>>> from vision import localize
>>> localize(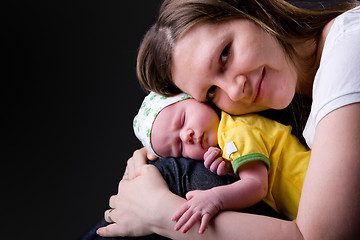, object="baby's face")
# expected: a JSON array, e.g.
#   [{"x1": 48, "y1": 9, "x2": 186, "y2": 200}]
[{"x1": 151, "y1": 99, "x2": 219, "y2": 160}]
